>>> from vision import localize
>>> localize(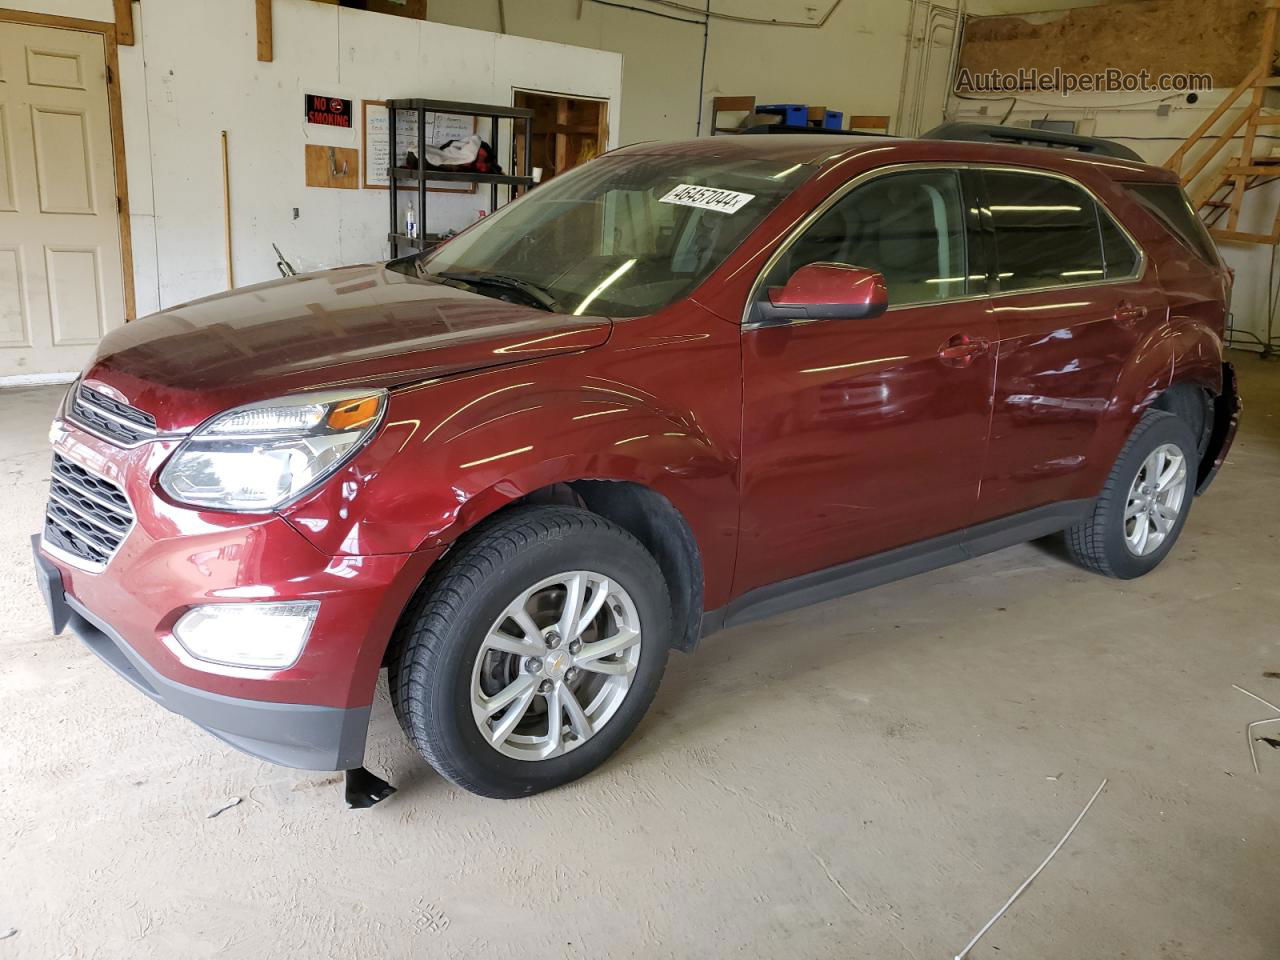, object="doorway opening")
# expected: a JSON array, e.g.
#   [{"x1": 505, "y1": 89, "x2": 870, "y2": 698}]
[{"x1": 512, "y1": 90, "x2": 609, "y2": 184}]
